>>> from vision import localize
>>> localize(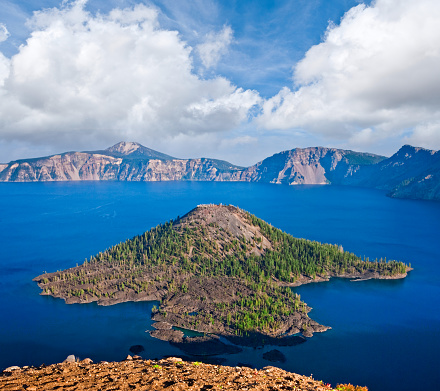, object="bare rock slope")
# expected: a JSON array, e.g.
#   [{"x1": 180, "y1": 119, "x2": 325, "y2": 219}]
[
  {"x1": 0, "y1": 142, "x2": 383, "y2": 184},
  {"x1": 0, "y1": 142, "x2": 243, "y2": 182},
  {"x1": 1, "y1": 141, "x2": 438, "y2": 200},
  {"x1": 1, "y1": 357, "x2": 366, "y2": 391}
]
